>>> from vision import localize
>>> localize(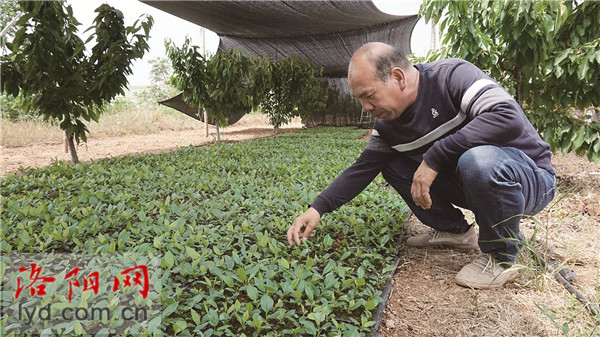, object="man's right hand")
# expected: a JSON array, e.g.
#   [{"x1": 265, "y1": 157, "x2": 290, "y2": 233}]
[{"x1": 287, "y1": 207, "x2": 321, "y2": 247}]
